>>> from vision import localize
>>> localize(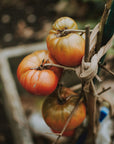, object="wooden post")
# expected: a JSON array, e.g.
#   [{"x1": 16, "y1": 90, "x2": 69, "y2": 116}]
[
  {"x1": 82, "y1": 26, "x2": 96, "y2": 144},
  {"x1": 0, "y1": 57, "x2": 33, "y2": 144}
]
